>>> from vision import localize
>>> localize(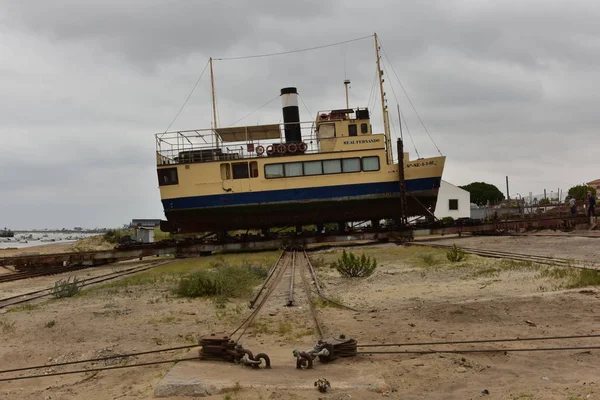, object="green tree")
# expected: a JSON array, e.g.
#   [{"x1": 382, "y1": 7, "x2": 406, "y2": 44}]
[
  {"x1": 539, "y1": 198, "x2": 551, "y2": 205},
  {"x1": 568, "y1": 185, "x2": 597, "y2": 201},
  {"x1": 459, "y1": 182, "x2": 505, "y2": 206}
]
